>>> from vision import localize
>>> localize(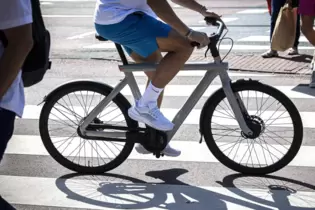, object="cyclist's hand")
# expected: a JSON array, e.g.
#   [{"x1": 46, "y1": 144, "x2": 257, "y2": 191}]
[
  {"x1": 187, "y1": 30, "x2": 209, "y2": 49},
  {"x1": 200, "y1": 9, "x2": 221, "y2": 20},
  {"x1": 200, "y1": 9, "x2": 226, "y2": 29}
]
